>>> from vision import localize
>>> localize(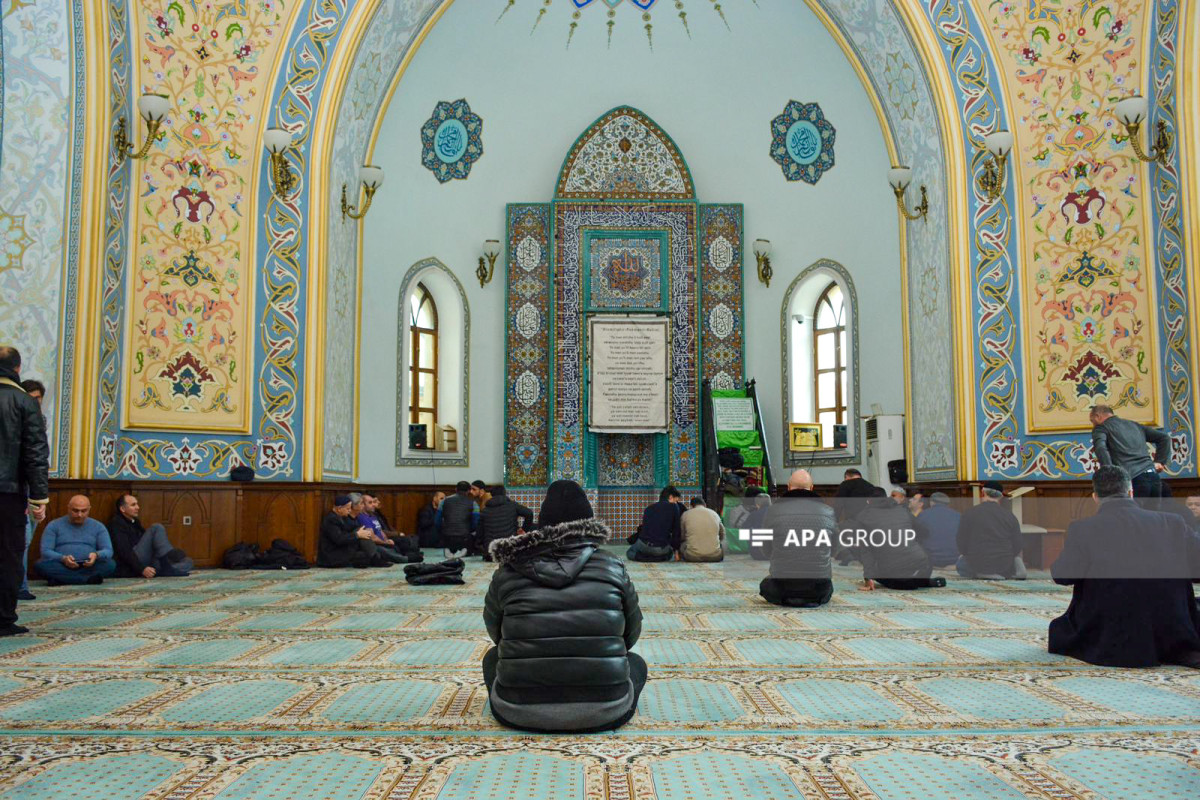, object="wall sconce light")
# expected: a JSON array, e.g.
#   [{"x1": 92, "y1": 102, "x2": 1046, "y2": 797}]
[
  {"x1": 477, "y1": 240, "x2": 501, "y2": 287},
  {"x1": 263, "y1": 127, "x2": 296, "y2": 199},
  {"x1": 887, "y1": 166, "x2": 929, "y2": 222},
  {"x1": 1112, "y1": 94, "x2": 1171, "y2": 166},
  {"x1": 114, "y1": 93, "x2": 170, "y2": 161},
  {"x1": 978, "y1": 130, "x2": 1013, "y2": 202},
  {"x1": 752, "y1": 239, "x2": 773, "y2": 287},
  {"x1": 341, "y1": 165, "x2": 385, "y2": 221}
]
